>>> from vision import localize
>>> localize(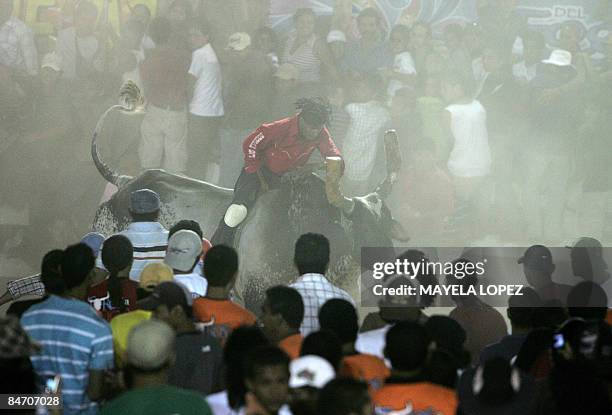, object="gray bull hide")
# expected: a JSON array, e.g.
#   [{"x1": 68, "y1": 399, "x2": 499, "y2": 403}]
[{"x1": 91, "y1": 83, "x2": 397, "y2": 312}]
